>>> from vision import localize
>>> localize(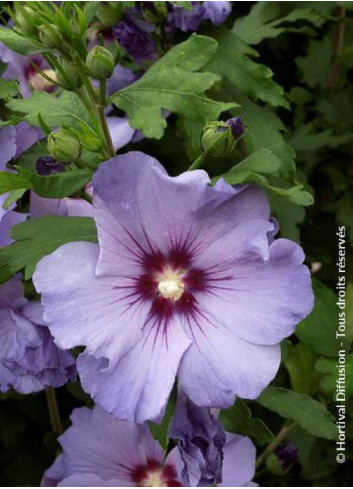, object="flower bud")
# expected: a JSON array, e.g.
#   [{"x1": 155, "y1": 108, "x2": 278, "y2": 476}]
[
  {"x1": 82, "y1": 135, "x2": 104, "y2": 153},
  {"x1": 15, "y1": 6, "x2": 37, "y2": 36},
  {"x1": 96, "y1": 5, "x2": 123, "y2": 26},
  {"x1": 38, "y1": 24, "x2": 64, "y2": 48},
  {"x1": 36, "y1": 156, "x2": 66, "y2": 175},
  {"x1": 47, "y1": 130, "x2": 81, "y2": 164},
  {"x1": 266, "y1": 442, "x2": 298, "y2": 476},
  {"x1": 86, "y1": 46, "x2": 115, "y2": 79},
  {"x1": 201, "y1": 117, "x2": 245, "y2": 158},
  {"x1": 56, "y1": 59, "x2": 82, "y2": 91}
]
